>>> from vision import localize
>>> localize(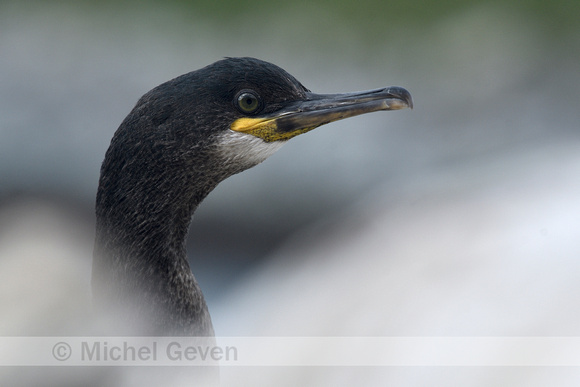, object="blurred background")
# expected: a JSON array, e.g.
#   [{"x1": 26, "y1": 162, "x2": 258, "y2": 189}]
[{"x1": 1, "y1": 0, "x2": 580, "y2": 385}]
